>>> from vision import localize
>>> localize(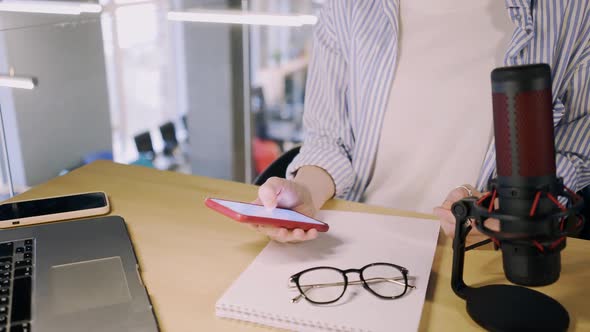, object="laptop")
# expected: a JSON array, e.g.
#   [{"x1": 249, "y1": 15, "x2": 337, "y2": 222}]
[{"x1": 0, "y1": 216, "x2": 159, "y2": 332}]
